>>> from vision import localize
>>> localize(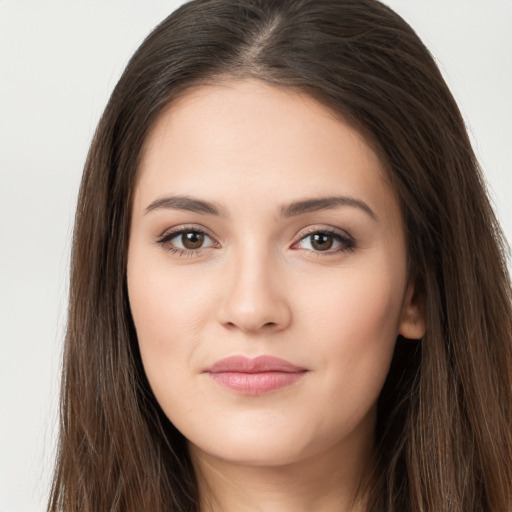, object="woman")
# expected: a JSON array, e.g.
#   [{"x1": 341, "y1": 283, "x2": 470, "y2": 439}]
[{"x1": 48, "y1": 0, "x2": 512, "y2": 510}]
